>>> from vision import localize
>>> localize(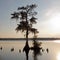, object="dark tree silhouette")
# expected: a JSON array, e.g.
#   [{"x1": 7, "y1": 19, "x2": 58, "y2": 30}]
[
  {"x1": 11, "y1": 4, "x2": 49, "y2": 60},
  {"x1": 11, "y1": 4, "x2": 38, "y2": 52},
  {"x1": 31, "y1": 35, "x2": 42, "y2": 60},
  {"x1": 30, "y1": 30, "x2": 45, "y2": 60}
]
